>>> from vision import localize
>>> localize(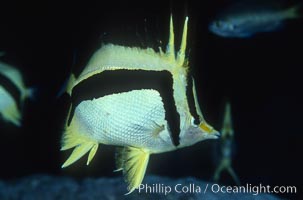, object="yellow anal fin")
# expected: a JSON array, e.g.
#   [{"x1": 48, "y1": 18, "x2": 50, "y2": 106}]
[
  {"x1": 115, "y1": 147, "x2": 150, "y2": 195},
  {"x1": 61, "y1": 114, "x2": 98, "y2": 168}
]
